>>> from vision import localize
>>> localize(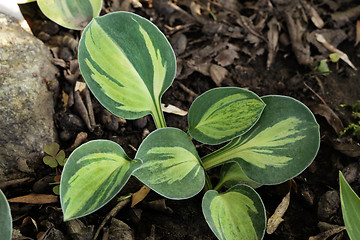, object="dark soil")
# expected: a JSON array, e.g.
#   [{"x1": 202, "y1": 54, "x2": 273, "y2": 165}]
[{"x1": 7, "y1": 0, "x2": 360, "y2": 239}]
